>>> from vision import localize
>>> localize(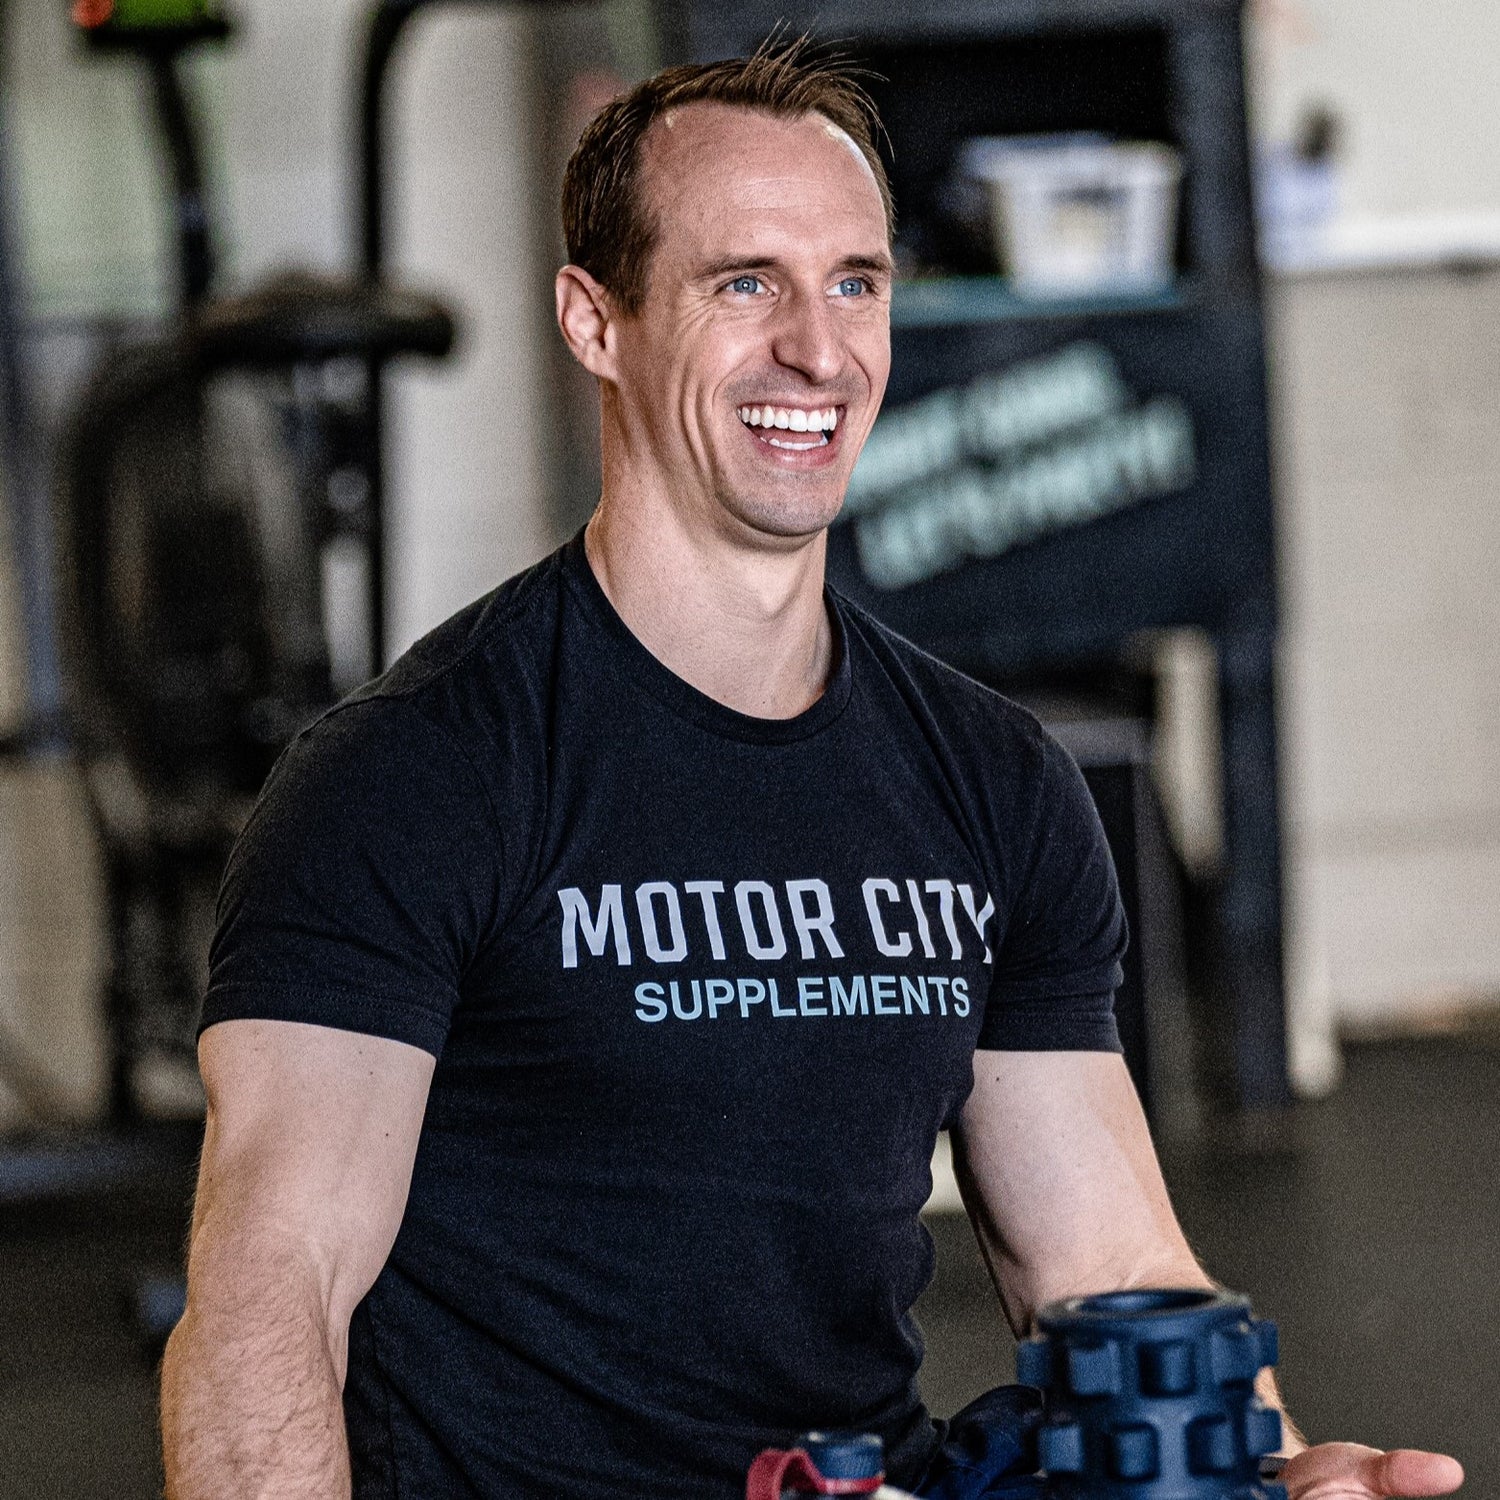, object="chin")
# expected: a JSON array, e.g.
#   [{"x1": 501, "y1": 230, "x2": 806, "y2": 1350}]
[
  {"x1": 719, "y1": 488, "x2": 846, "y2": 544},
  {"x1": 713, "y1": 463, "x2": 850, "y2": 542}
]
